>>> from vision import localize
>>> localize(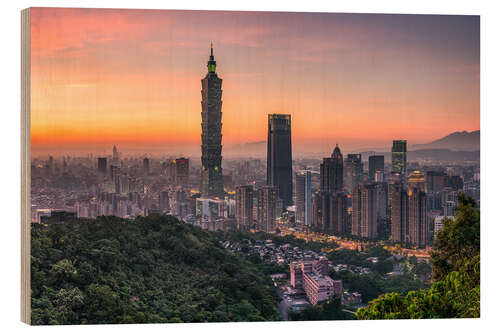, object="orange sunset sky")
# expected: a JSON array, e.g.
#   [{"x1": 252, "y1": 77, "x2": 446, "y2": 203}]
[{"x1": 30, "y1": 8, "x2": 480, "y2": 157}]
